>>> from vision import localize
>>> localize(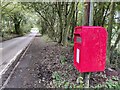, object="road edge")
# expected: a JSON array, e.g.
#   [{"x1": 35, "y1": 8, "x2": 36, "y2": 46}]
[{"x1": 0, "y1": 37, "x2": 34, "y2": 89}]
